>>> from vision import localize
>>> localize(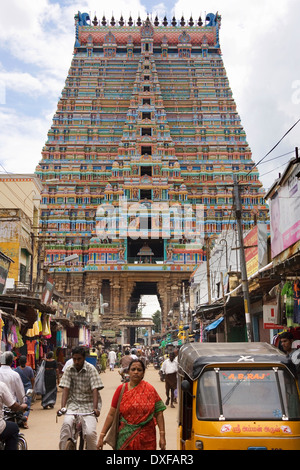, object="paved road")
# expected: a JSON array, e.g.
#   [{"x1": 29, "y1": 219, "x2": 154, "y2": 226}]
[{"x1": 24, "y1": 363, "x2": 178, "y2": 451}]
